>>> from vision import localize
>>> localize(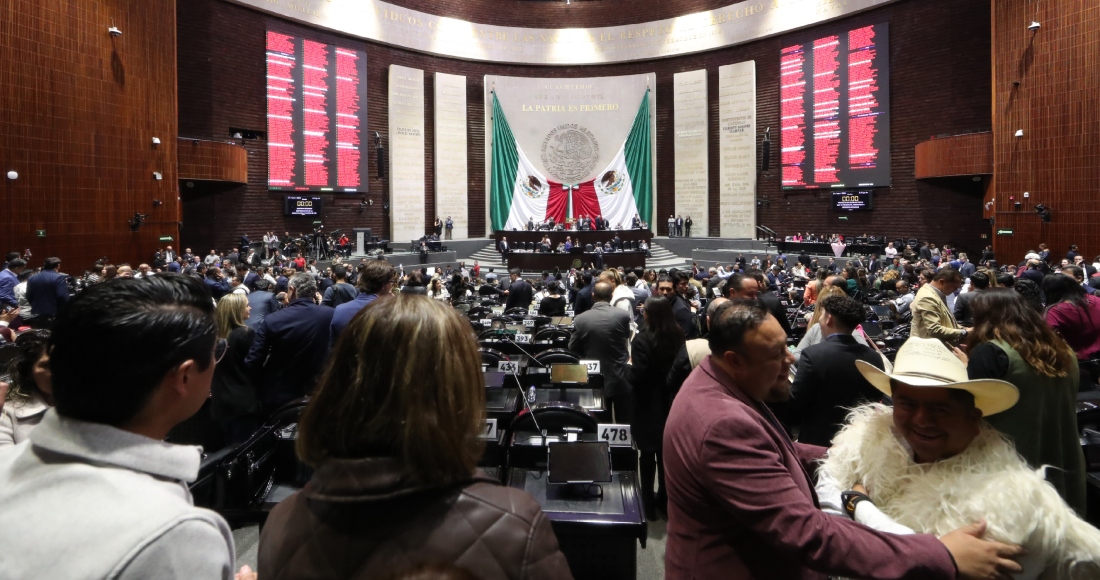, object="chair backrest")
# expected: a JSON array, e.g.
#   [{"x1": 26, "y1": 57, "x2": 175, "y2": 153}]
[
  {"x1": 479, "y1": 347, "x2": 510, "y2": 365},
  {"x1": 534, "y1": 348, "x2": 580, "y2": 365},
  {"x1": 534, "y1": 327, "x2": 572, "y2": 343},
  {"x1": 508, "y1": 401, "x2": 598, "y2": 441}
]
